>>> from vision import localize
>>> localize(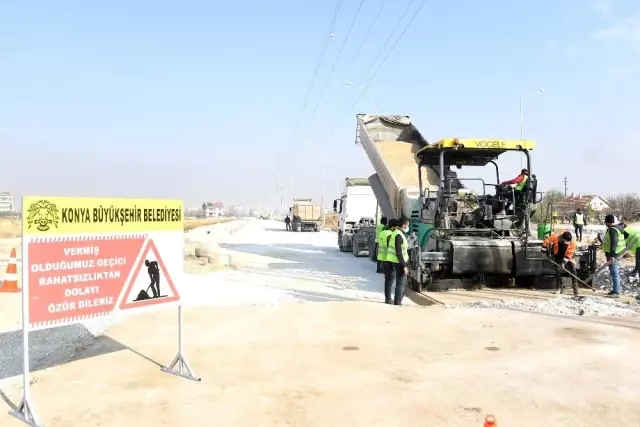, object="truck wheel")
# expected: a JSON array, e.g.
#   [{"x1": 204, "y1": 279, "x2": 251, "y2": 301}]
[
  {"x1": 338, "y1": 232, "x2": 348, "y2": 252},
  {"x1": 314, "y1": 225, "x2": 319, "y2": 232},
  {"x1": 369, "y1": 243, "x2": 378, "y2": 262}
]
